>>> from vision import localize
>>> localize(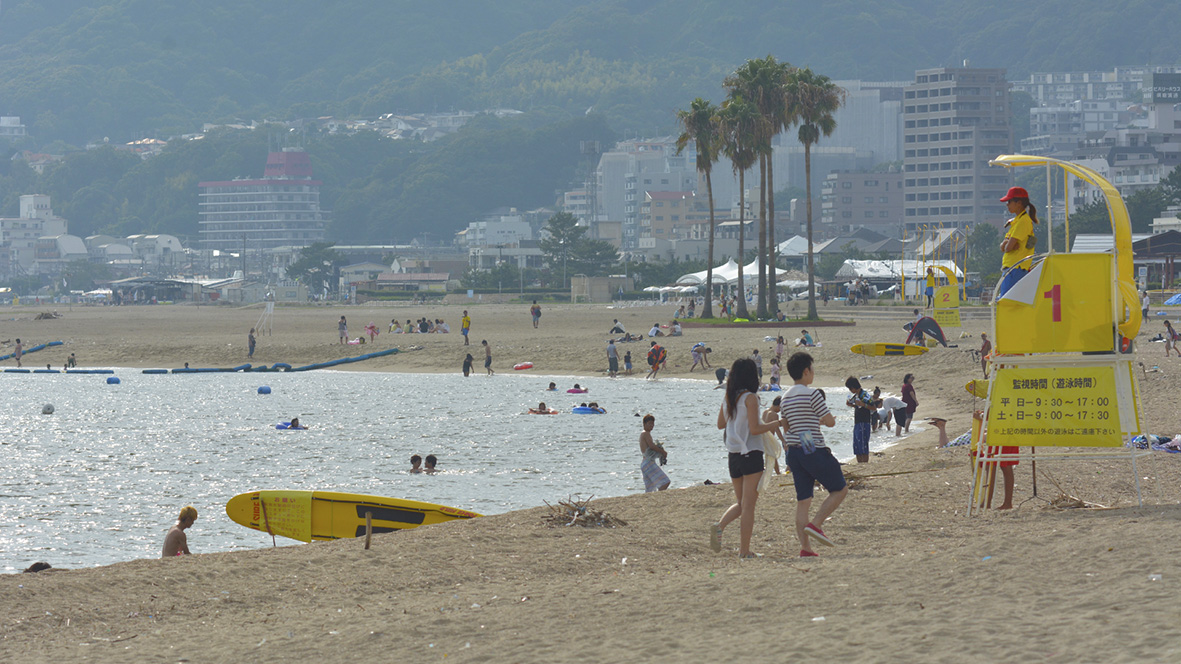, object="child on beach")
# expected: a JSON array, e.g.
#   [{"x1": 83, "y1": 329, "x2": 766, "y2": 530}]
[
  {"x1": 624, "y1": 351, "x2": 633, "y2": 375},
  {"x1": 900, "y1": 373, "x2": 918, "y2": 433},
  {"x1": 639, "y1": 414, "x2": 670, "y2": 492},
  {"x1": 780, "y1": 352, "x2": 847, "y2": 557},
  {"x1": 248, "y1": 328, "x2": 256, "y2": 359},
  {"x1": 710, "y1": 358, "x2": 783, "y2": 559},
  {"x1": 762, "y1": 397, "x2": 784, "y2": 478},
  {"x1": 1166, "y1": 321, "x2": 1178, "y2": 358},
  {"x1": 338, "y1": 316, "x2": 347, "y2": 345},
  {"x1": 845, "y1": 376, "x2": 874, "y2": 463},
  {"x1": 776, "y1": 335, "x2": 785, "y2": 359},
  {"x1": 769, "y1": 357, "x2": 781, "y2": 386},
  {"x1": 482, "y1": 340, "x2": 494, "y2": 375},
  {"x1": 462, "y1": 311, "x2": 471, "y2": 346},
  {"x1": 462, "y1": 353, "x2": 473, "y2": 377},
  {"x1": 161, "y1": 506, "x2": 197, "y2": 558}
]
